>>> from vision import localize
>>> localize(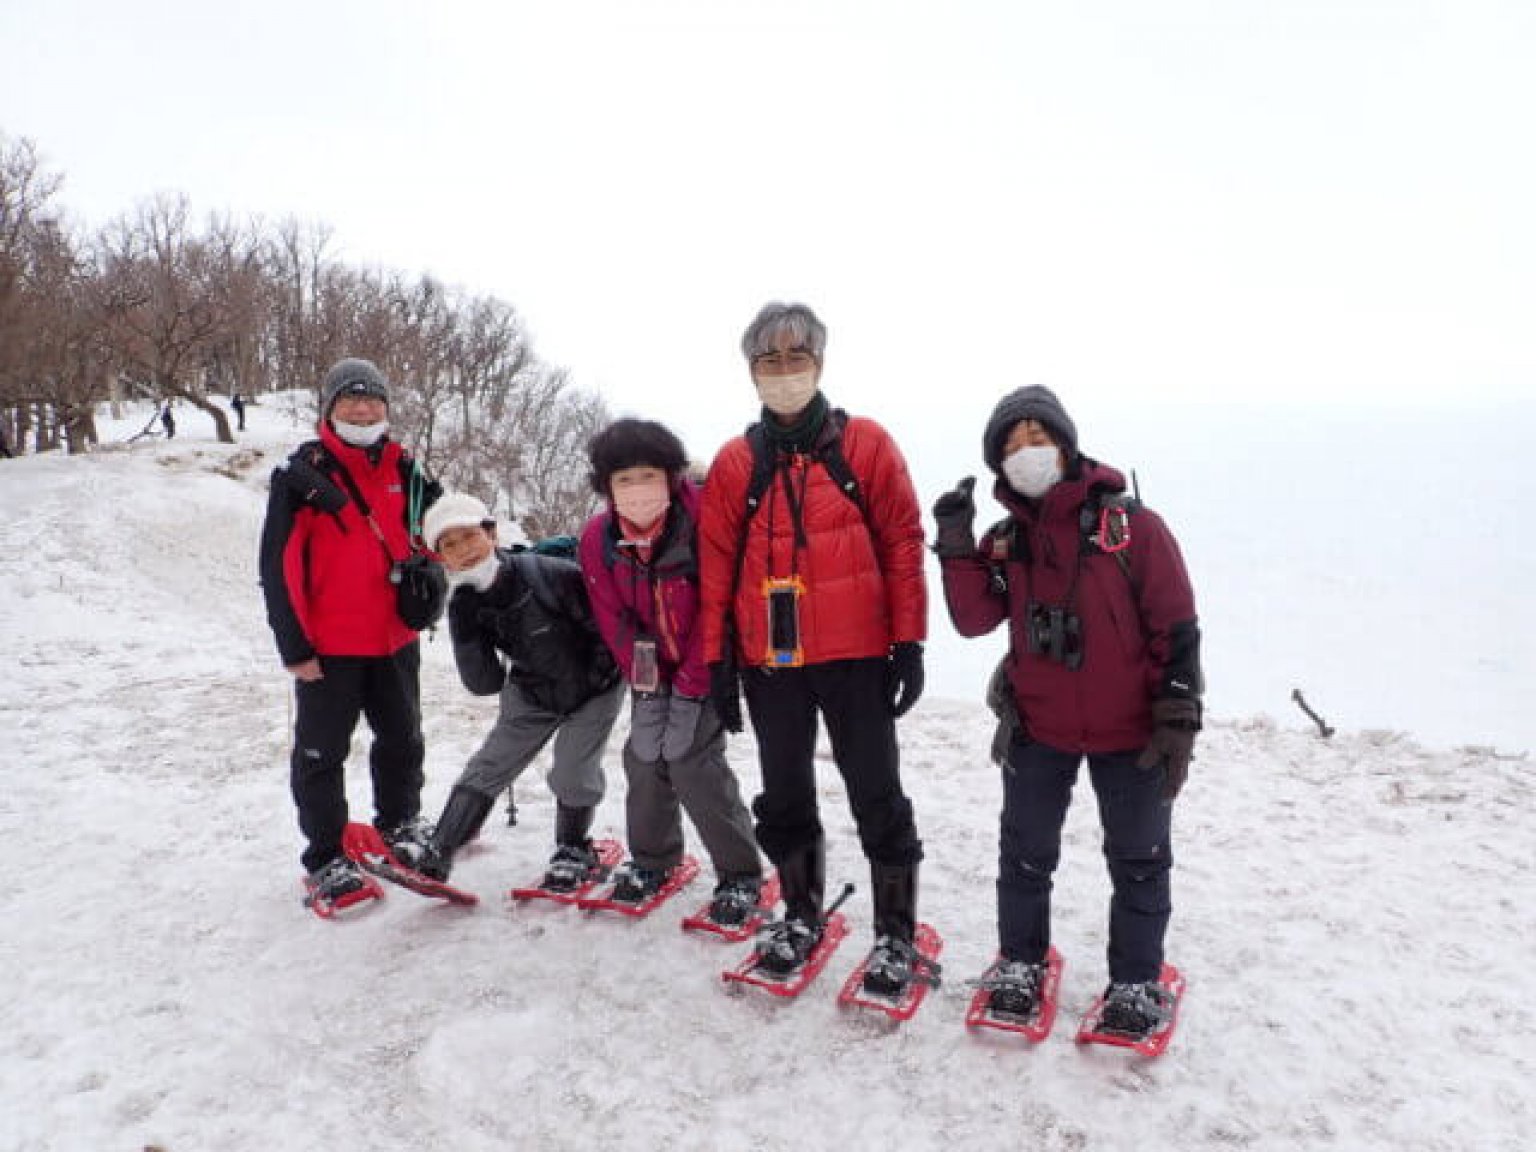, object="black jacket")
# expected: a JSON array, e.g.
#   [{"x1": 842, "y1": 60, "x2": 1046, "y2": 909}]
[{"x1": 450, "y1": 549, "x2": 620, "y2": 715}]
